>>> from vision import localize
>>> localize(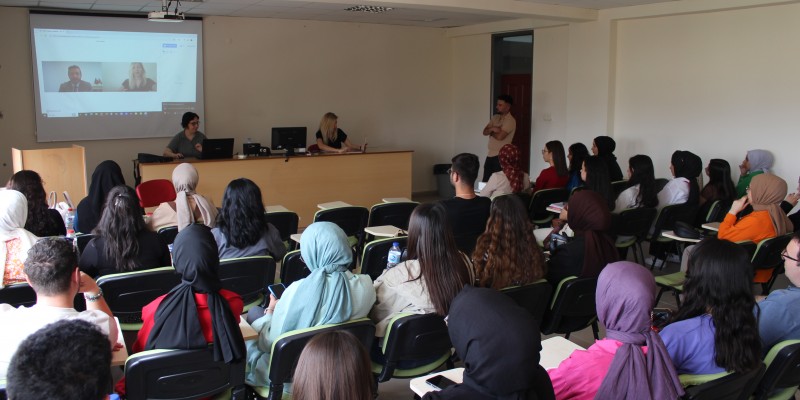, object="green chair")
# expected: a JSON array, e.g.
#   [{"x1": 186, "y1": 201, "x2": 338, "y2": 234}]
[
  {"x1": 527, "y1": 188, "x2": 569, "y2": 227},
  {"x1": 679, "y1": 364, "x2": 764, "y2": 400},
  {"x1": 611, "y1": 207, "x2": 657, "y2": 263},
  {"x1": 248, "y1": 318, "x2": 376, "y2": 400},
  {"x1": 646, "y1": 203, "x2": 699, "y2": 269},
  {"x1": 156, "y1": 225, "x2": 180, "y2": 245},
  {"x1": 124, "y1": 346, "x2": 246, "y2": 400},
  {"x1": 372, "y1": 313, "x2": 453, "y2": 383},
  {"x1": 280, "y1": 250, "x2": 309, "y2": 287},
  {"x1": 96, "y1": 266, "x2": 180, "y2": 331},
  {"x1": 219, "y1": 256, "x2": 276, "y2": 312},
  {"x1": 654, "y1": 271, "x2": 686, "y2": 306},
  {"x1": 752, "y1": 340, "x2": 800, "y2": 400},
  {"x1": 265, "y1": 211, "x2": 299, "y2": 251},
  {"x1": 313, "y1": 206, "x2": 369, "y2": 255},
  {"x1": 541, "y1": 276, "x2": 599, "y2": 340},
  {"x1": 360, "y1": 236, "x2": 408, "y2": 280},
  {"x1": 0, "y1": 282, "x2": 37, "y2": 308},
  {"x1": 501, "y1": 279, "x2": 553, "y2": 323},
  {"x1": 751, "y1": 234, "x2": 794, "y2": 295}
]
